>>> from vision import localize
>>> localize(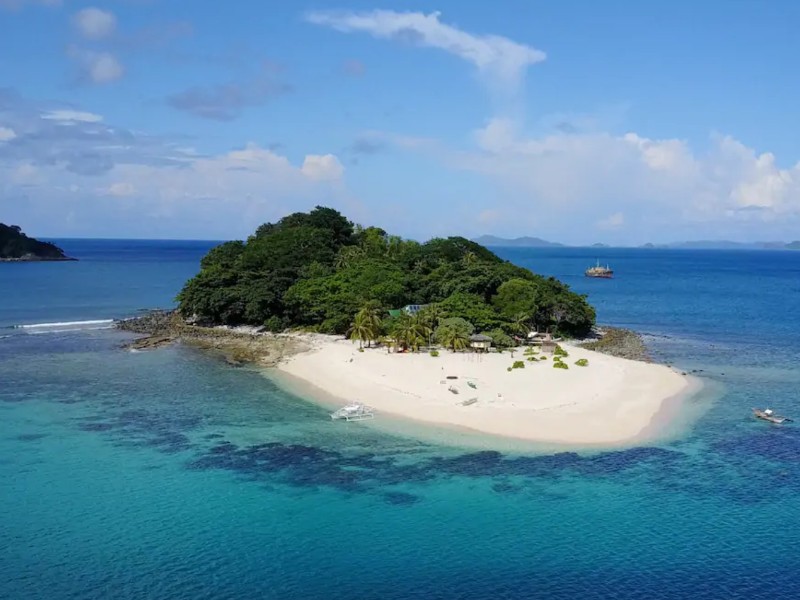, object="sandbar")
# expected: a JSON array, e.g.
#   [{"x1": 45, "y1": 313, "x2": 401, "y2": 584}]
[{"x1": 276, "y1": 334, "x2": 696, "y2": 447}]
